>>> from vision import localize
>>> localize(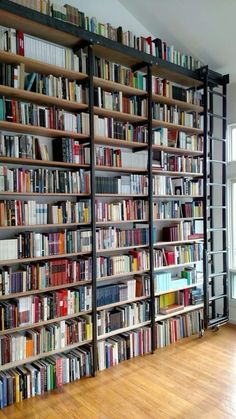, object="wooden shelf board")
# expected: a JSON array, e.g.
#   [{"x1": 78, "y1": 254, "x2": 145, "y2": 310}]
[
  {"x1": 0, "y1": 339, "x2": 92, "y2": 372},
  {"x1": 97, "y1": 320, "x2": 151, "y2": 340},
  {"x1": 94, "y1": 106, "x2": 147, "y2": 123},
  {"x1": 0, "y1": 156, "x2": 90, "y2": 169},
  {"x1": 96, "y1": 244, "x2": 149, "y2": 254},
  {"x1": 154, "y1": 261, "x2": 201, "y2": 272},
  {"x1": 94, "y1": 136, "x2": 148, "y2": 149},
  {"x1": 0, "y1": 192, "x2": 90, "y2": 197},
  {"x1": 97, "y1": 270, "x2": 149, "y2": 282},
  {"x1": 0, "y1": 280, "x2": 92, "y2": 300},
  {"x1": 154, "y1": 239, "x2": 203, "y2": 246},
  {"x1": 155, "y1": 303, "x2": 204, "y2": 321},
  {"x1": 97, "y1": 295, "x2": 150, "y2": 311},
  {"x1": 96, "y1": 194, "x2": 148, "y2": 198},
  {"x1": 0, "y1": 51, "x2": 88, "y2": 81},
  {"x1": 95, "y1": 165, "x2": 147, "y2": 174},
  {"x1": 0, "y1": 222, "x2": 90, "y2": 230},
  {"x1": 0, "y1": 309, "x2": 92, "y2": 336},
  {"x1": 154, "y1": 217, "x2": 203, "y2": 222},
  {"x1": 96, "y1": 219, "x2": 148, "y2": 226},
  {"x1": 152, "y1": 119, "x2": 203, "y2": 134},
  {"x1": 0, "y1": 251, "x2": 91, "y2": 266},
  {"x1": 152, "y1": 93, "x2": 203, "y2": 113},
  {"x1": 93, "y1": 77, "x2": 147, "y2": 97},
  {"x1": 152, "y1": 145, "x2": 203, "y2": 156},
  {"x1": 153, "y1": 195, "x2": 203, "y2": 199},
  {"x1": 0, "y1": 121, "x2": 89, "y2": 139},
  {"x1": 0, "y1": 85, "x2": 88, "y2": 112},
  {"x1": 155, "y1": 283, "x2": 202, "y2": 297},
  {"x1": 152, "y1": 170, "x2": 203, "y2": 177}
]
